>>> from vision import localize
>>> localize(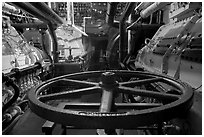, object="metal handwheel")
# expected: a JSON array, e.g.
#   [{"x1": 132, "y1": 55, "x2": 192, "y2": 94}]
[{"x1": 28, "y1": 70, "x2": 194, "y2": 129}]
